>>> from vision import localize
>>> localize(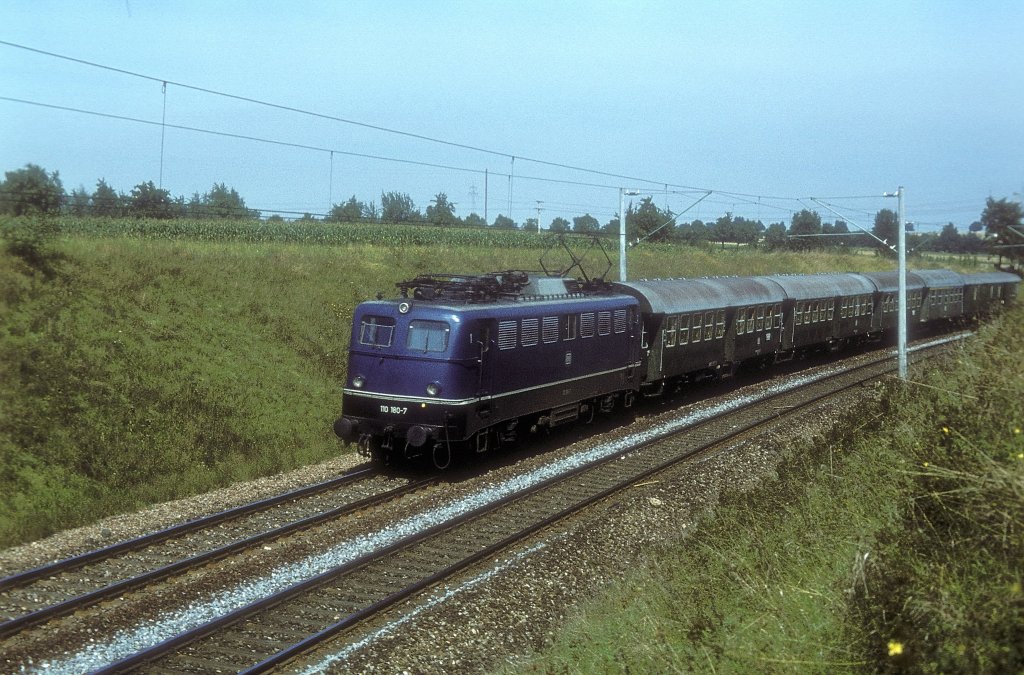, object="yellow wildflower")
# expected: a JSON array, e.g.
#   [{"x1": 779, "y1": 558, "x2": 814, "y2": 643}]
[
  {"x1": 923, "y1": 461, "x2": 929, "y2": 467},
  {"x1": 941, "y1": 427, "x2": 950, "y2": 435},
  {"x1": 888, "y1": 640, "x2": 904, "y2": 656},
  {"x1": 1015, "y1": 427, "x2": 1022, "y2": 435}
]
